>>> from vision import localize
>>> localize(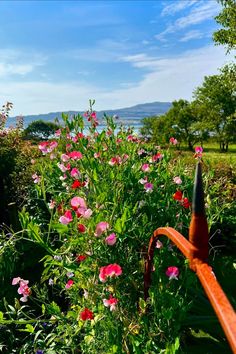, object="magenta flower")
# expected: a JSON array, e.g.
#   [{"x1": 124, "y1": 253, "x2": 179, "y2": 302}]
[
  {"x1": 103, "y1": 295, "x2": 118, "y2": 311},
  {"x1": 141, "y1": 164, "x2": 150, "y2": 172},
  {"x1": 65, "y1": 279, "x2": 74, "y2": 289},
  {"x1": 173, "y1": 176, "x2": 182, "y2": 185},
  {"x1": 68, "y1": 151, "x2": 83, "y2": 160},
  {"x1": 105, "y1": 233, "x2": 117, "y2": 246},
  {"x1": 70, "y1": 168, "x2": 80, "y2": 179},
  {"x1": 99, "y1": 263, "x2": 122, "y2": 282},
  {"x1": 95, "y1": 221, "x2": 109, "y2": 237},
  {"x1": 166, "y1": 266, "x2": 179, "y2": 280},
  {"x1": 195, "y1": 146, "x2": 203, "y2": 159},
  {"x1": 144, "y1": 182, "x2": 153, "y2": 193},
  {"x1": 59, "y1": 210, "x2": 73, "y2": 224}
]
